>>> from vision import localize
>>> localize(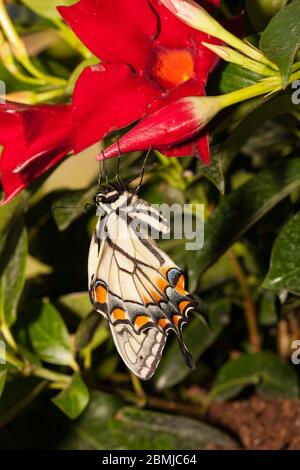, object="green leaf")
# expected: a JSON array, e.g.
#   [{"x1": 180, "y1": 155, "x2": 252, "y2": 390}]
[
  {"x1": 206, "y1": 90, "x2": 297, "y2": 195},
  {"x1": 154, "y1": 300, "x2": 231, "y2": 390},
  {"x1": 112, "y1": 407, "x2": 239, "y2": 450},
  {"x1": 187, "y1": 158, "x2": 300, "y2": 290},
  {"x1": 0, "y1": 228, "x2": 27, "y2": 327},
  {"x1": 56, "y1": 292, "x2": 93, "y2": 319},
  {"x1": 260, "y1": 0, "x2": 300, "y2": 85},
  {"x1": 52, "y1": 186, "x2": 96, "y2": 231},
  {"x1": 196, "y1": 149, "x2": 225, "y2": 193},
  {"x1": 52, "y1": 373, "x2": 90, "y2": 420},
  {"x1": 20, "y1": 0, "x2": 76, "y2": 20},
  {"x1": 61, "y1": 391, "x2": 238, "y2": 450},
  {"x1": 259, "y1": 291, "x2": 278, "y2": 326},
  {"x1": 61, "y1": 391, "x2": 124, "y2": 450},
  {"x1": 0, "y1": 193, "x2": 27, "y2": 267},
  {"x1": 215, "y1": 91, "x2": 298, "y2": 178},
  {"x1": 219, "y1": 63, "x2": 262, "y2": 94},
  {"x1": 263, "y1": 210, "x2": 300, "y2": 295},
  {"x1": 75, "y1": 311, "x2": 102, "y2": 350},
  {"x1": 27, "y1": 300, "x2": 75, "y2": 367},
  {"x1": 211, "y1": 352, "x2": 299, "y2": 401},
  {"x1": 0, "y1": 365, "x2": 7, "y2": 399},
  {"x1": 246, "y1": 0, "x2": 288, "y2": 31}
]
